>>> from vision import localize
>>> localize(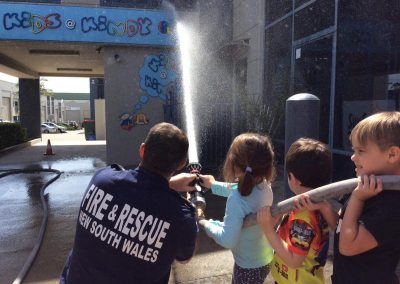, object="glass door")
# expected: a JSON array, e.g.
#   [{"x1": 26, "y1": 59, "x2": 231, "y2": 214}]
[{"x1": 293, "y1": 35, "x2": 333, "y2": 144}]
